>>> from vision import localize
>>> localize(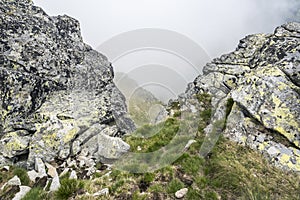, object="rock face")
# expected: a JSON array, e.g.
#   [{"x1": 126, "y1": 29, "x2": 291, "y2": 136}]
[
  {"x1": 0, "y1": 0, "x2": 299, "y2": 174},
  {"x1": 0, "y1": 0, "x2": 135, "y2": 167},
  {"x1": 177, "y1": 22, "x2": 300, "y2": 172}
]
